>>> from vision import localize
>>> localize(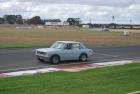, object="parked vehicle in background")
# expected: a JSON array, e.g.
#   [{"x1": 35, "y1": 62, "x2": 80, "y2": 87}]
[
  {"x1": 102, "y1": 27, "x2": 109, "y2": 31},
  {"x1": 35, "y1": 41, "x2": 93, "y2": 64}
]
